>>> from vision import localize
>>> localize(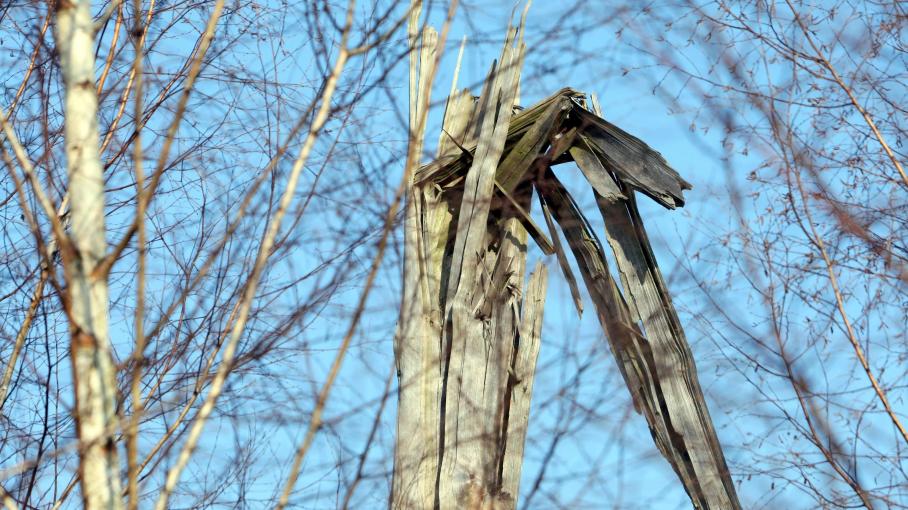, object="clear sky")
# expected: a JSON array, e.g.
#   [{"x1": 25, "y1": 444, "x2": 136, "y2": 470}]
[{"x1": 2, "y1": 1, "x2": 901, "y2": 508}]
